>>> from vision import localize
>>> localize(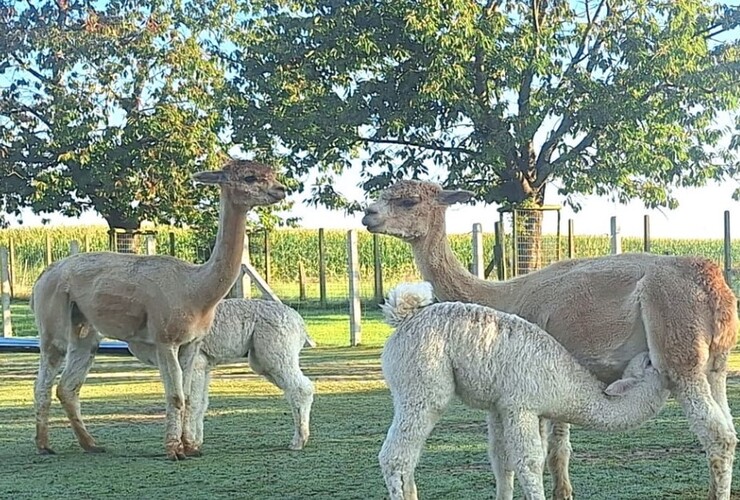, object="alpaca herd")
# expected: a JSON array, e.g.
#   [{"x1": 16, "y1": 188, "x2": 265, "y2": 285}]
[{"x1": 28, "y1": 160, "x2": 737, "y2": 499}]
